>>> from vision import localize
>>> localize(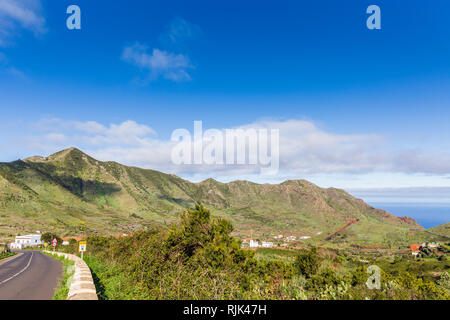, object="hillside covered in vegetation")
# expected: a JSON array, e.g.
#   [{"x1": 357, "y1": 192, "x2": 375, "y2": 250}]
[
  {"x1": 0, "y1": 148, "x2": 445, "y2": 246},
  {"x1": 429, "y1": 223, "x2": 450, "y2": 237},
  {"x1": 58, "y1": 205, "x2": 450, "y2": 300}
]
